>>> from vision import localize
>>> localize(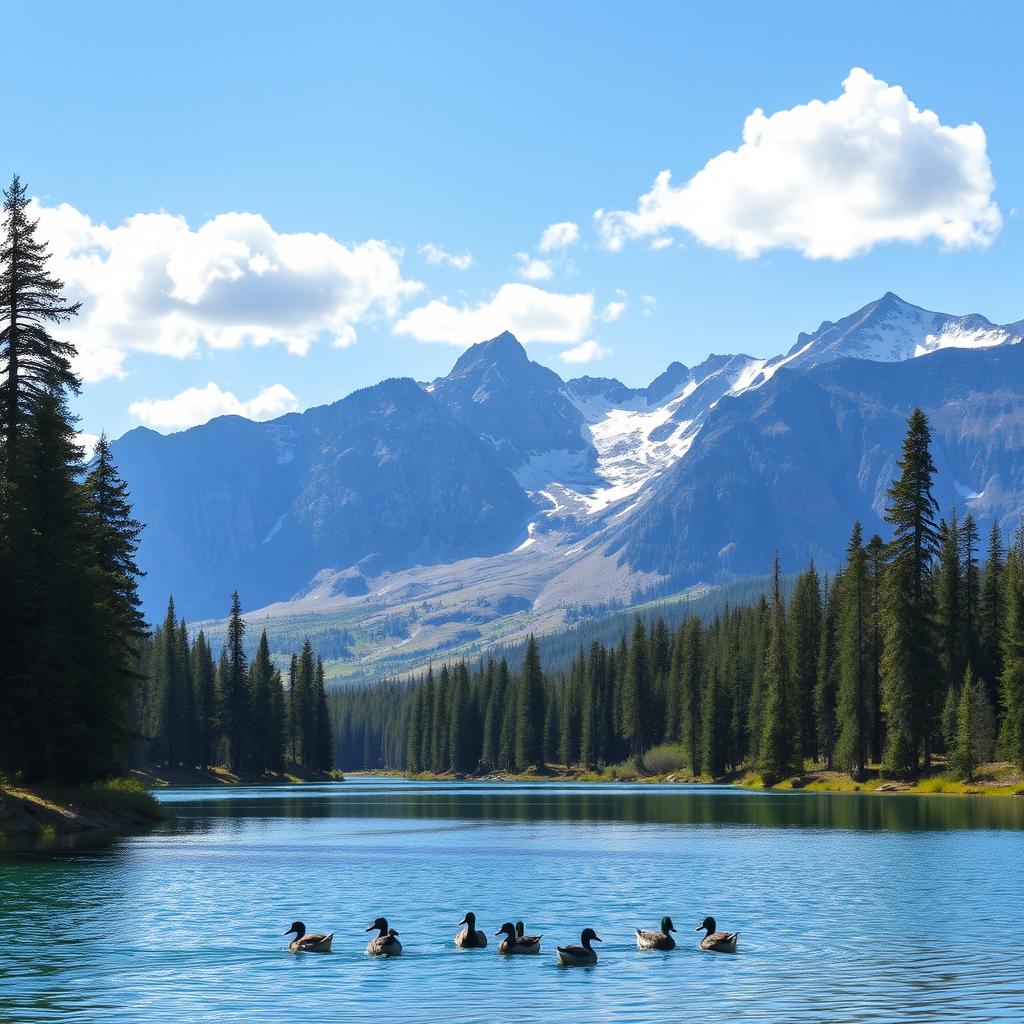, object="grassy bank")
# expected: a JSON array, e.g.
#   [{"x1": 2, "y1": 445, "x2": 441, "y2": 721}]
[
  {"x1": 0, "y1": 777, "x2": 165, "y2": 839},
  {"x1": 128, "y1": 765, "x2": 345, "y2": 787},
  {"x1": 366, "y1": 746, "x2": 1024, "y2": 798}
]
